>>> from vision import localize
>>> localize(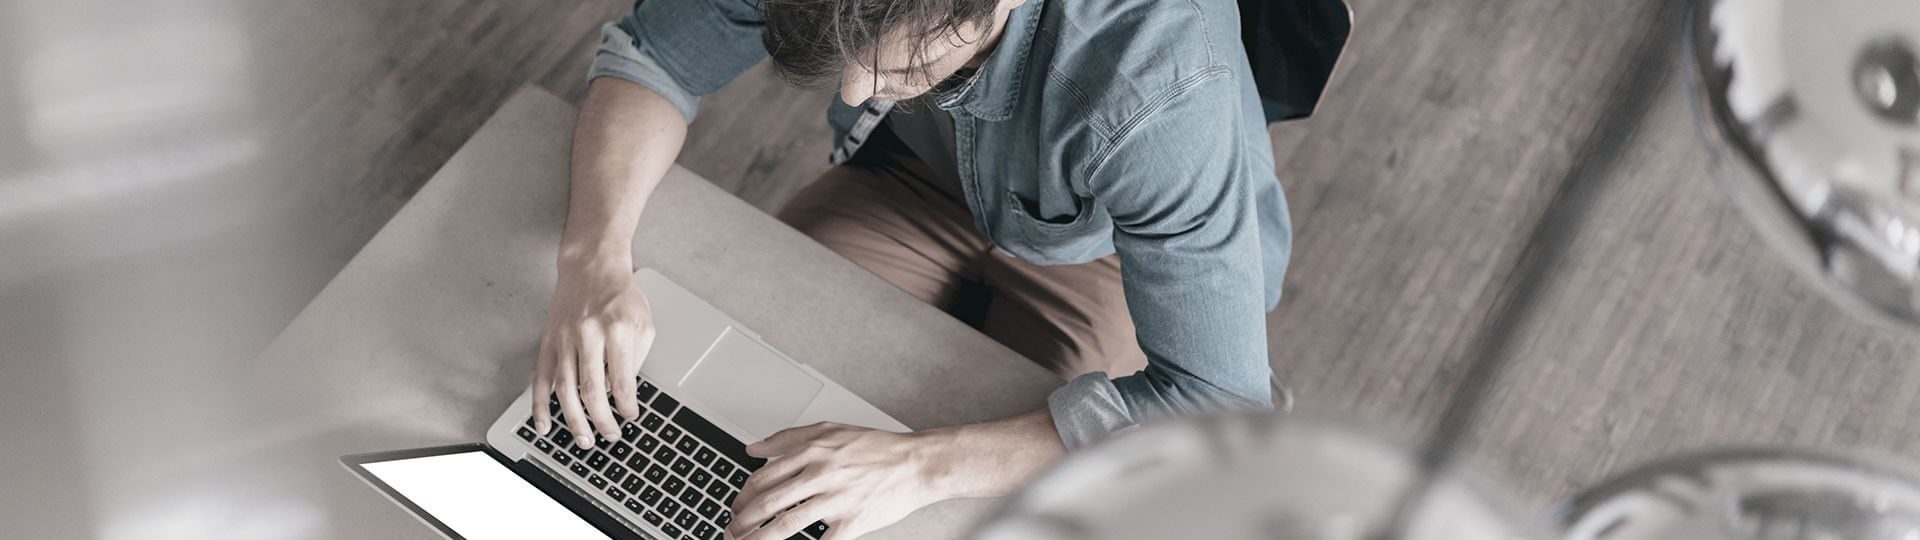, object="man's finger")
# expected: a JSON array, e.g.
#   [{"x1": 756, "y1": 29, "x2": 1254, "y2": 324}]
[
  {"x1": 556, "y1": 332, "x2": 592, "y2": 440},
  {"x1": 729, "y1": 467, "x2": 826, "y2": 539},
  {"x1": 577, "y1": 325, "x2": 618, "y2": 444},
  {"x1": 747, "y1": 422, "x2": 838, "y2": 458},
  {"x1": 739, "y1": 498, "x2": 833, "y2": 540},
  {"x1": 532, "y1": 330, "x2": 556, "y2": 434},
  {"x1": 734, "y1": 447, "x2": 823, "y2": 520},
  {"x1": 606, "y1": 324, "x2": 640, "y2": 421},
  {"x1": 819, "y1": 520, "x2": 861, "y2": 540}
]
